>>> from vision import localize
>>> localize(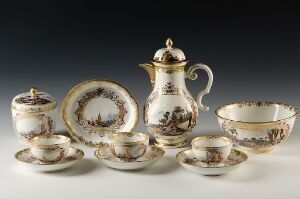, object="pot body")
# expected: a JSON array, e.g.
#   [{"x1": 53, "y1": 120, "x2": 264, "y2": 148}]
[
  {"x1": 141, "y1": 38, "x2": 214, "y2": 148},
  {"x1": 12, "y1": 109, "x2": 56, "y2": 145},
  {"x1": 144, "y1": 67, "x2": 198, "y2": 148},
  {"x1": 11, "y1": 88, "x2": 56, "y2": 145}
]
